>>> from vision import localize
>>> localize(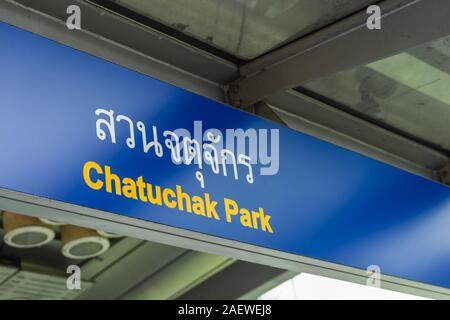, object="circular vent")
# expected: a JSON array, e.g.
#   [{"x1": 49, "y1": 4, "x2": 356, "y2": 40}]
[
  {"x1": 3, "y1": 212, "x2": 55, "y2": 248},
  {"x1": 61, "y1": 225, "x2": 110, "y2": 259}
]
